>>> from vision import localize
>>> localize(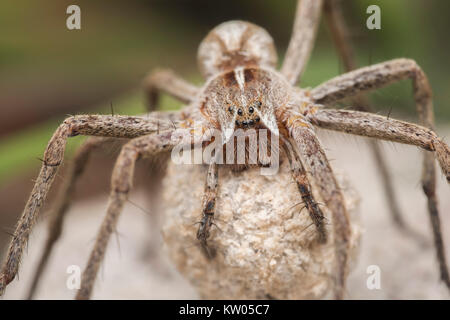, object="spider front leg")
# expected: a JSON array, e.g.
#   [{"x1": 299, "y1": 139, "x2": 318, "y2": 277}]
[
  {"x1": 0, "y1": 115, "x2": 174, "y2": 296},
  {"x1": 281, "y1": 111, "x2": 351, "y2": 299},
  {"x1": 283, "y1": 140, "x2": 327, "y2": 243},
  {"x1": 196, "y1": 161, "x2": 219, "y2": 259},
  {"x1": 75, "y1": 124, "x2": 210, "y2": 299},
  {"x1": 310, "y1": 59, "x2": 435, "y2": 136},
  {"x1": 27, "y1": 137, "x2": 118, "y2": 299},
  {"x1": 322, "y1": 0, "x2": 417, "y2": 238},
  {"x1": 309, "y1": 109, "x2": 449, "y2": 178},
  {"x1": 281, "y1": 0, "x2": 323, "y2": 85},
  {"x1": 143, "y1": 68, "x2": 199, "y2": 111},
  {"x1": 26, "y1": 109, "x2": 190, "y2": 299},
  {"x1": 308, "y1": 107, "x2": 450, "y2": 288},
  {"x1": 311, "y1": 57, "x2": 442, "y2": 248}
]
